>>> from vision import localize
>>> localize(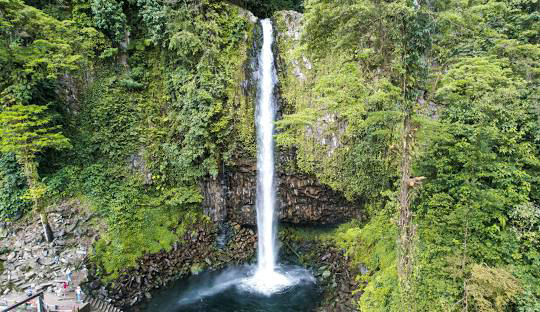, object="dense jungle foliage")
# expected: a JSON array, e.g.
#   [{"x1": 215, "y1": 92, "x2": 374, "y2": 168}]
[
  {"x1": 1, "y1": 0, "x2": 539, "y2": 311},
  {"x1": 276, "y1": 0, "x2": 540, "y2": 310}
]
